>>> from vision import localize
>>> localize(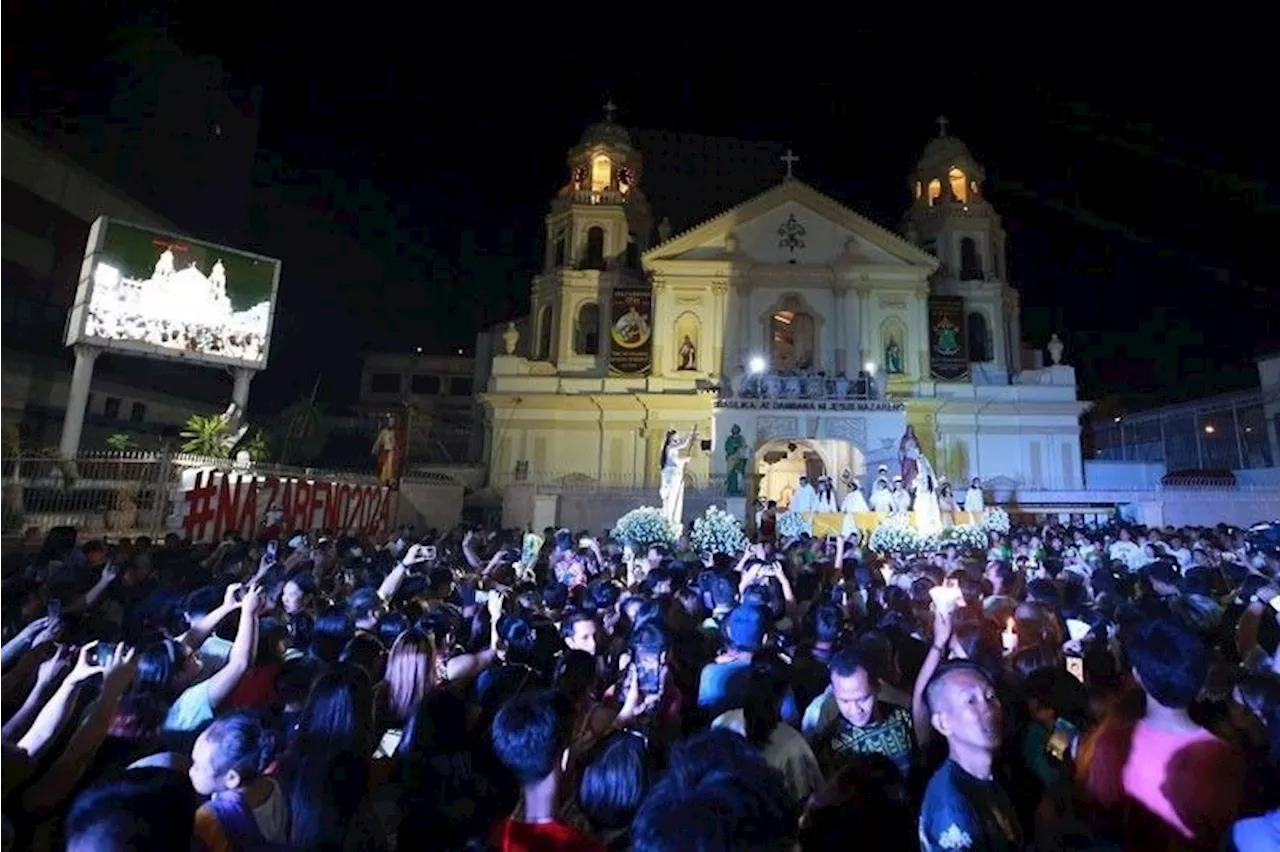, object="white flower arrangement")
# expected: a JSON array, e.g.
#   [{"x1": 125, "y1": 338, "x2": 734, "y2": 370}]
[
  {"x1": 776, "y1": 511, "x2": 809, "y2": 539},
  {"x1": 869, "y1": 514, "x2": 922, "y2": 554},
  {"x1": 612, "y1": 506, "x2": 681, "y2": 548},
  {"x1": 689, "y1": 505, "x2": 749, "y2": 556},
  {"x1": 980, "y1": 506, "x2": 1011, "y2": 534},
  {"x1": 940, "y1": 522, "x2": 989, "y2": 552}
]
